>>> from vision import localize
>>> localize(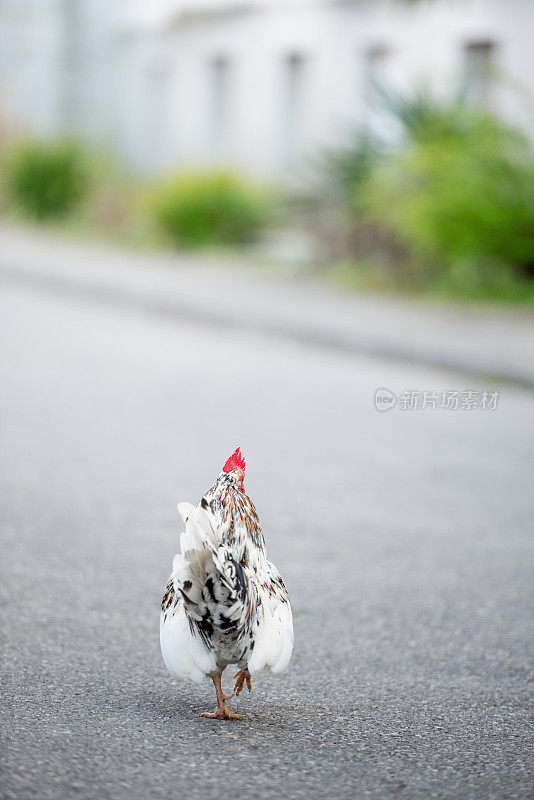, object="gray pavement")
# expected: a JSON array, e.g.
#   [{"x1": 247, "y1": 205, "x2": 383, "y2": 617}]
[{"x1": 1, "y1": 242, "x2": 534, "y2": 800}]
